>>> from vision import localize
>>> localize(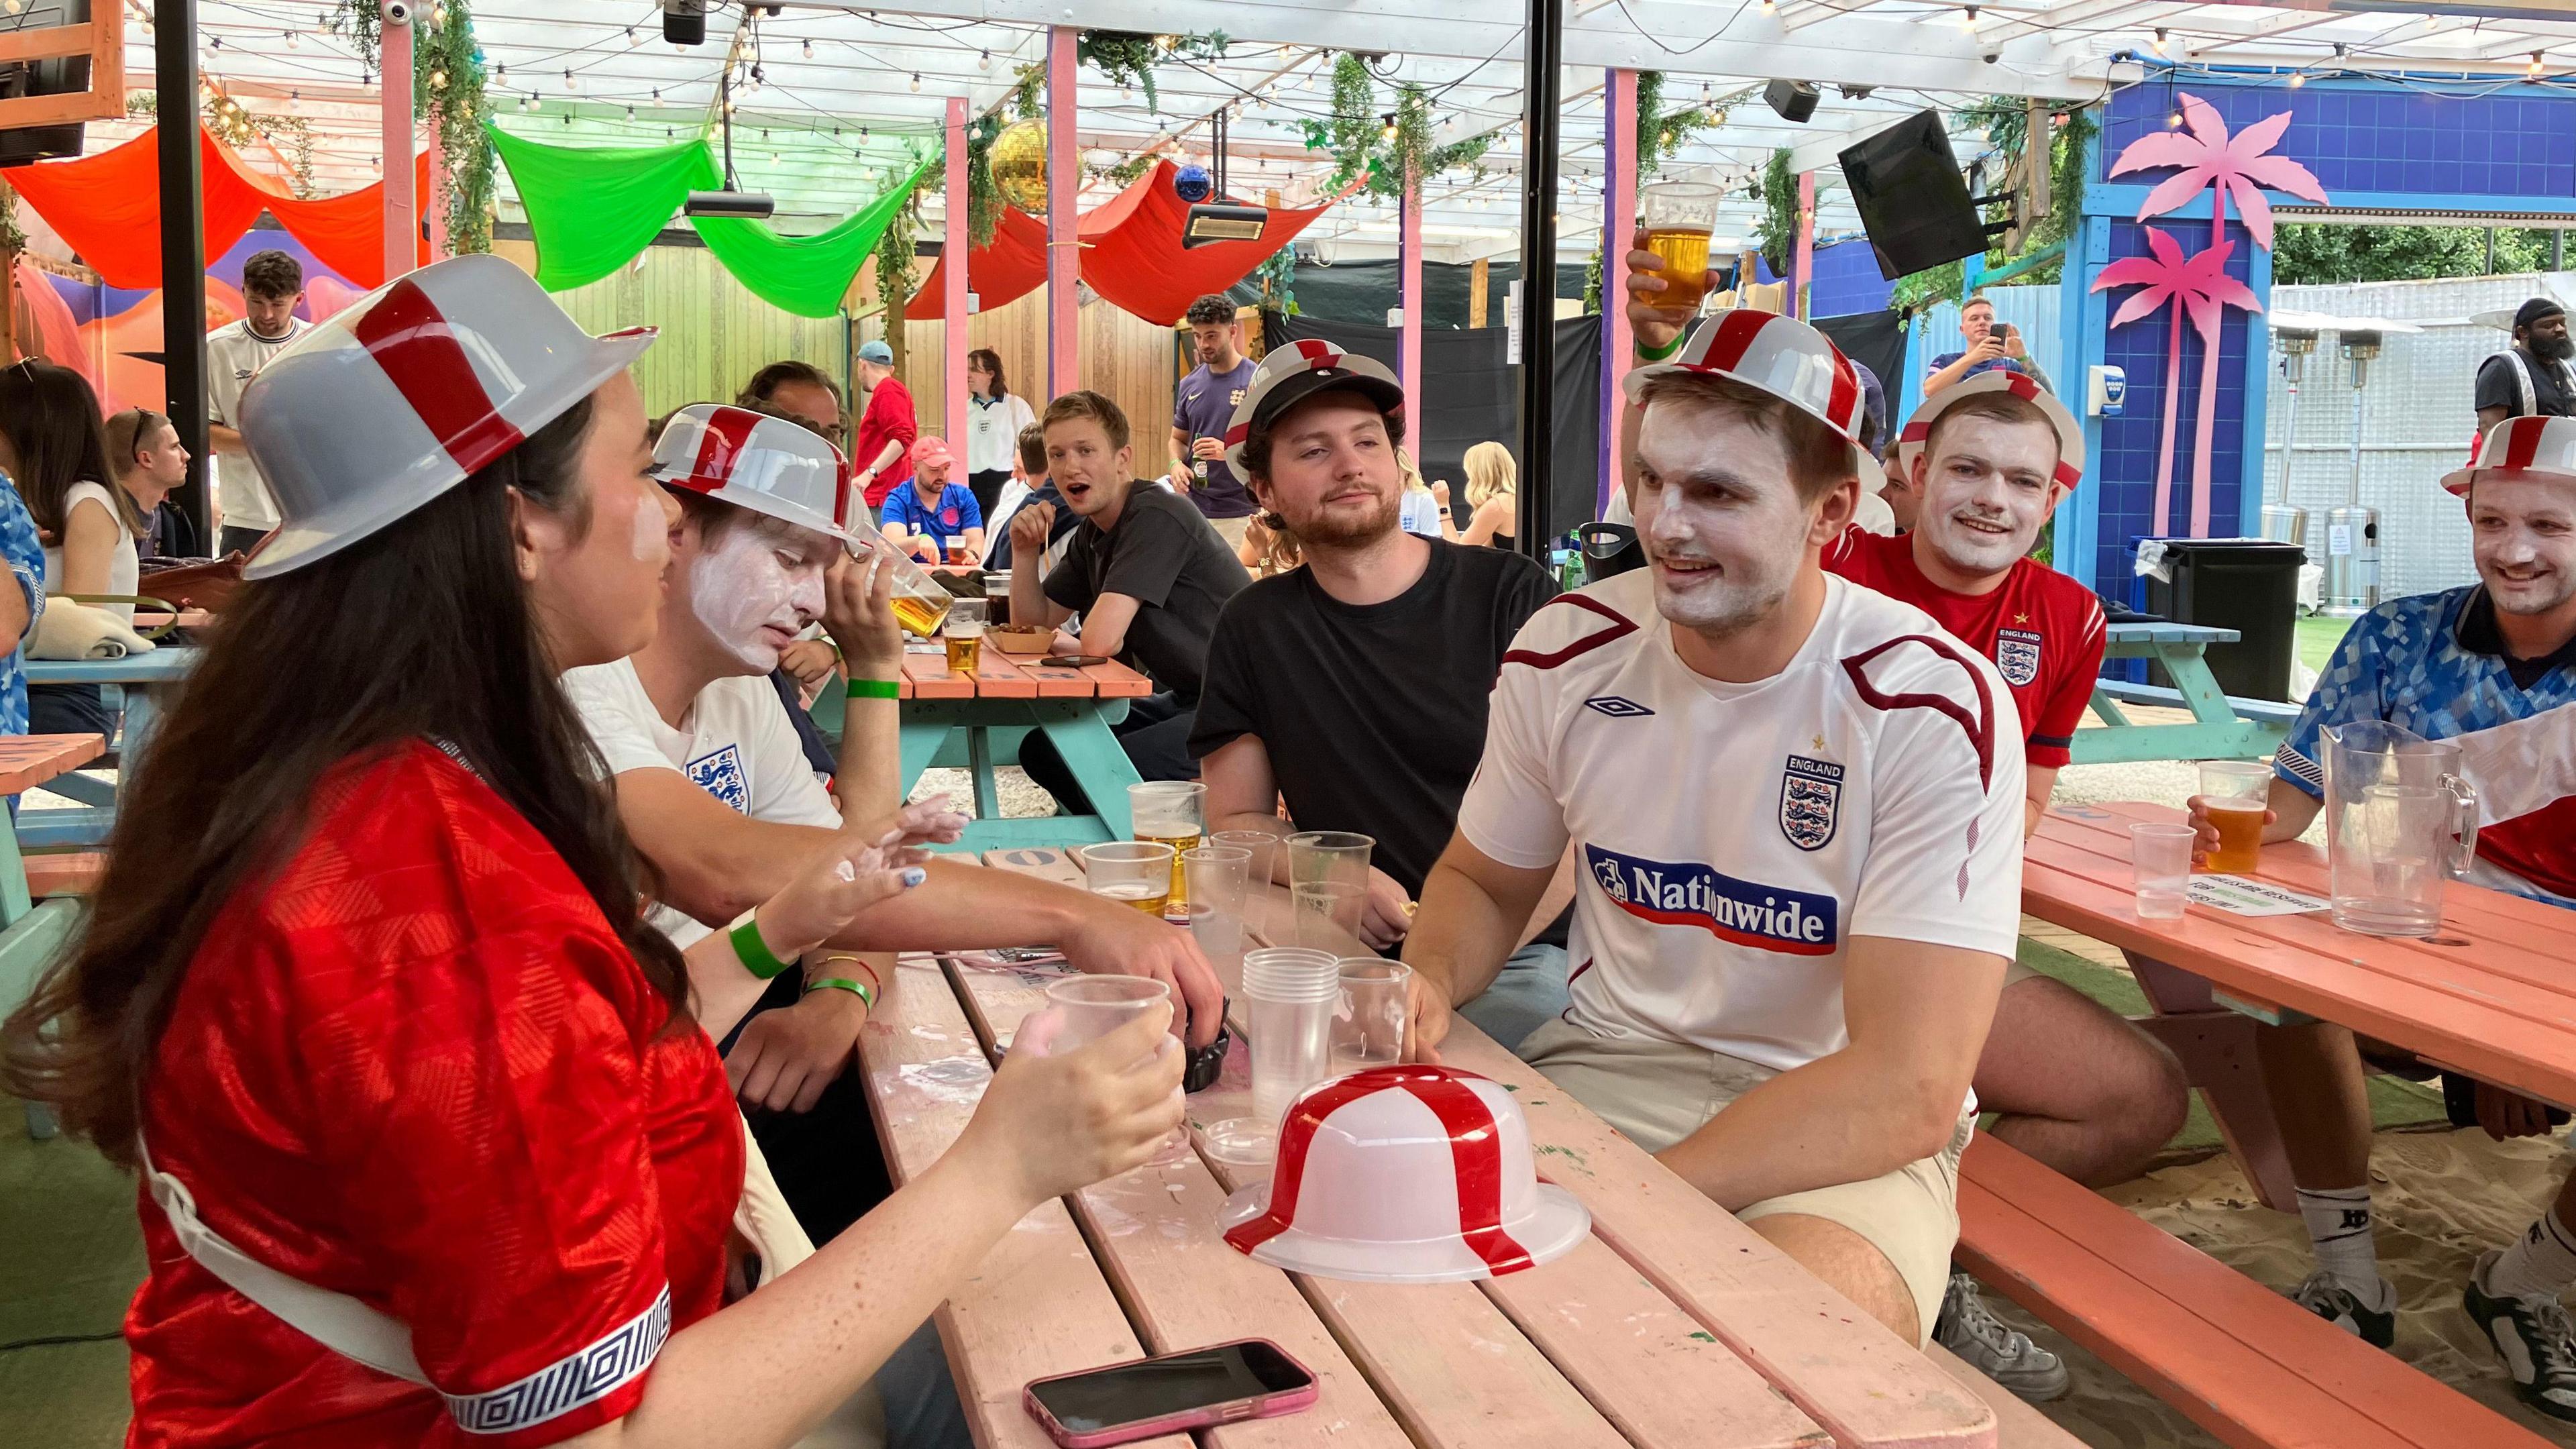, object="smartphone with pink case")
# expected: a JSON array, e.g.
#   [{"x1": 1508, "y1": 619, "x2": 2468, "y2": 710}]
[{"x1": 1023, "y1": 1339, "x2": 1318, "y2": 1449}]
